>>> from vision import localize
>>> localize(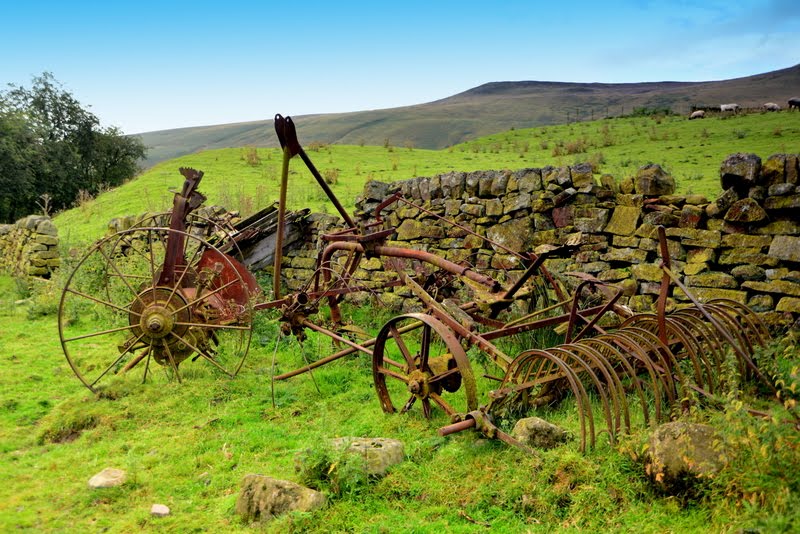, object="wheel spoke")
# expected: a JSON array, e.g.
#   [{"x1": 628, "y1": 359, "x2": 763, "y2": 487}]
[
  {"x1": 421, "y1": 398, "x2": 432, "y2": 419},
  {"x1": 390, "y1": 324, "x2": 415, "y2": 369},
  {"x1": 420, "y1": 325, "x2": 431, "y2": 364},
  {"x1": 161, "y1": 338, "x2": 182, "y2": 383},
  {"x1": 96, "y1": 245, "x2": 147, "y2": 308},
  {"x1": 400, "y1": 395, "x2": 416, "y2": 414},
  {"x1": 89, "y1": 332, "x2": 147, "y2": 387},
  {"x1": 376, "y1": 365, "x2": 409, "y2": 383},
  {"x1": 63, "y1": 323, "x2": 138, "y2": 343},
  {"x1": 382, "y1": 357, "x2": 405, "y2": 369},
  {"x1": 63, "y1": 287, "x2": 143, "y2": 317},
  {"x1": 428, "y1": 367, "x2": 461, "y2": 384},
  {"x1": 429, "y1": 392, "x2": 455, "y2": 417},
  {"x1": 168, "y1": 331, "x2": 235, "y2": 377}
]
